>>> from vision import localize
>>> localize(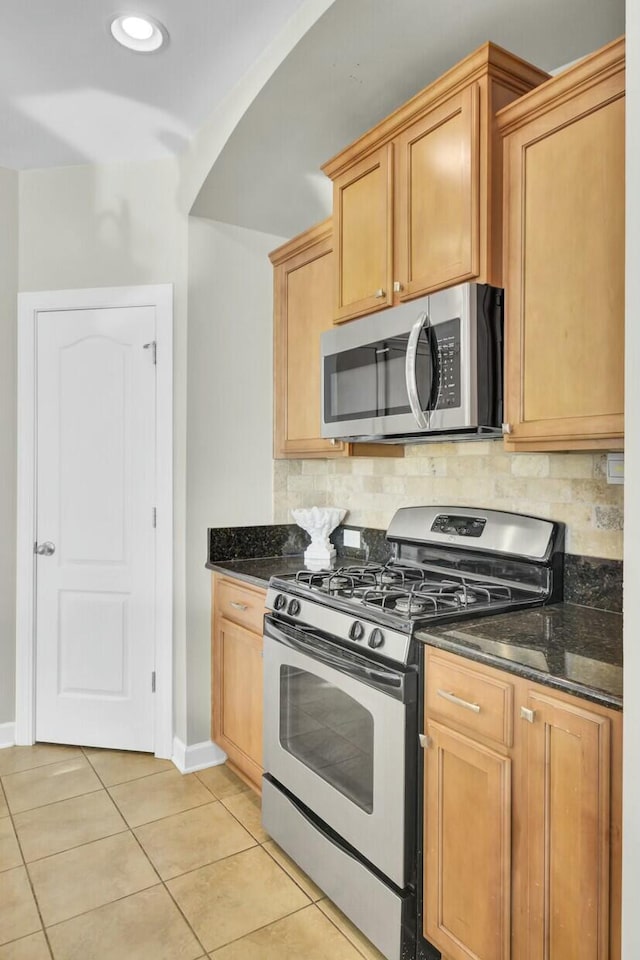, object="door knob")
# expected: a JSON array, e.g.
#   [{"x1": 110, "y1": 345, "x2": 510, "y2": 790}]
[{"x1": 34, "y1": 541, "x2": 56, "y2": 556}]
